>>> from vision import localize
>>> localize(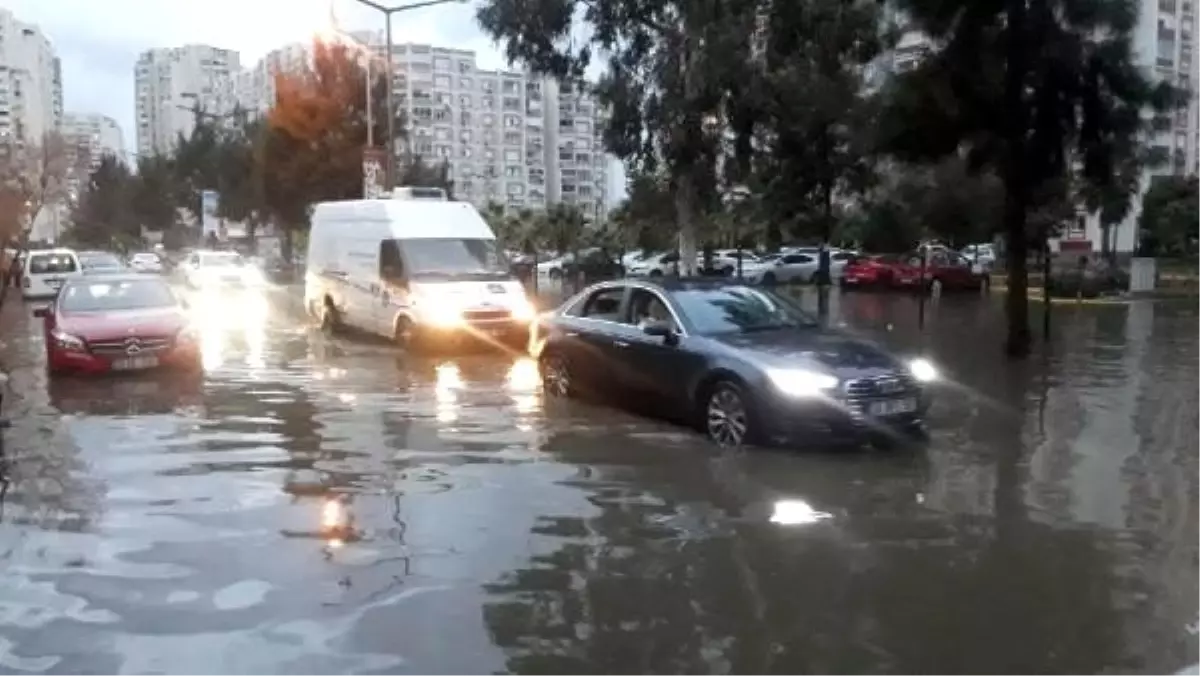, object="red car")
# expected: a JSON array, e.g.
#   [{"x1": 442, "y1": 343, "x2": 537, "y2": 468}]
[
  {"x1": 33, "y1": 274, "x2": 203, "y2": 375},
  {"x1": 890, "y1": 250, "x2": 986, "y2": 293},
  {"x1": 841, "y1": 254, "x2": 905, "y2": 288}
]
